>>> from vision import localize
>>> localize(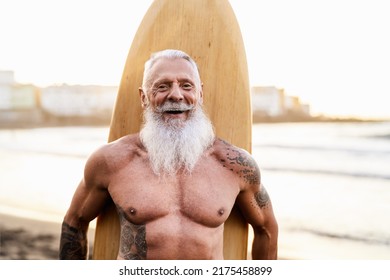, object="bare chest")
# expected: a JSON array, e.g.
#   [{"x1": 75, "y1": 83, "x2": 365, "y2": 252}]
[{"x1": 109, "y1": 162, "x2": 240, "y2": 228}]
